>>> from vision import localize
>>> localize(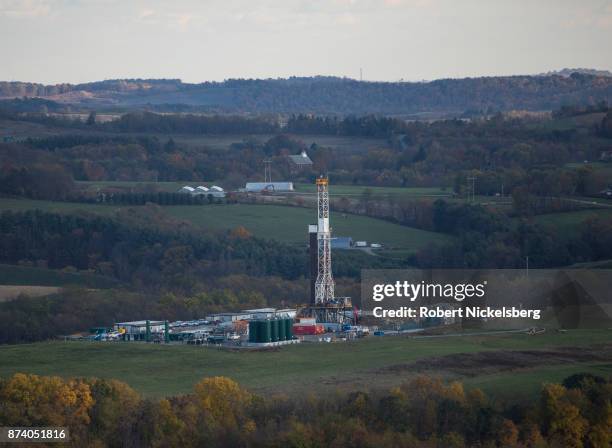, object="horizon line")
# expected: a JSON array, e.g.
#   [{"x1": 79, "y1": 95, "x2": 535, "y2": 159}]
[{"x1": 2, "y1": 67, "x2": 612, "y2": 87}]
